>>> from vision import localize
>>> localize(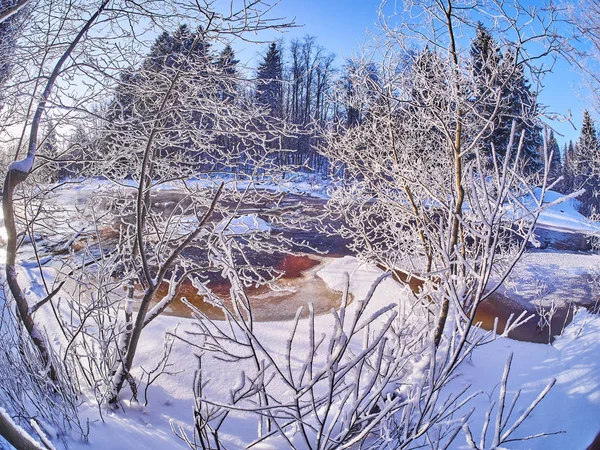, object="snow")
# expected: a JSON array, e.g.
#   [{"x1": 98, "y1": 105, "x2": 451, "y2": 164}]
[
  {"x1": 498, "y1": 249, "x2": 600, "y2": 311},
  {"x1": 0, "y1": 407, "x2": 45, "y2": 449},
  {"x1": 66, "y1": 173, "x2": 333, "y2": 199},
  {"x1": 8, "y1": 154, "x2": 34, "y2": 174},
  {"x1": 4, "y1": 182, "x2": 600, "y2": 449},
  {"x1": 447, "y1": 309, "x2": 600, "y2": 449},
  {"x1": 216, "y1": 213, "x2": 271, "y2": 235},
  {"x1": 535, "y1": 189, "x2": 600, "y2": 235},
  {"x1": 43, "y1": 256, "x2": 600, "y2": 450}
]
